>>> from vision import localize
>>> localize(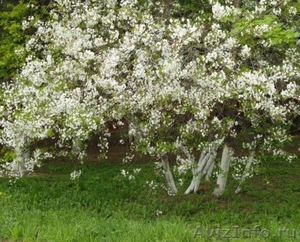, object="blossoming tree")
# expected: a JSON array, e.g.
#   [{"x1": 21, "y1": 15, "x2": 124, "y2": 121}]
[{"x1": 0, "y1": 0, "x2": 299, "y2": 197}]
